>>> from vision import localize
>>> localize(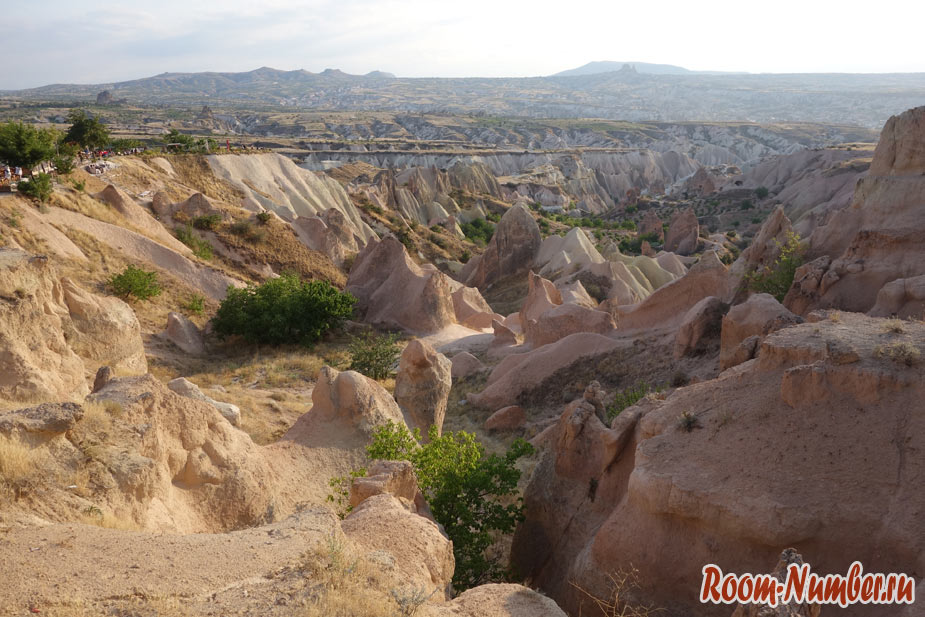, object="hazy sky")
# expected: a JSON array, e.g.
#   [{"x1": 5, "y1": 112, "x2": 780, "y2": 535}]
[{"x1": 6, "y1": 0, "x2": 925, "y2": 89}]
